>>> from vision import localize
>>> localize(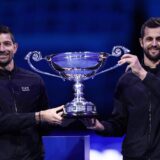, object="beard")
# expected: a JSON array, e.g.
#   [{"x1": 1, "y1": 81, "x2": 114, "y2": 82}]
[
  {"x1": 0, "y1": 51, "x2": 13, "y2": 68},
  {"x1": 0, "y1": 60, "x2": 12, "y2": 68},
  {"x1": 143, "y1": 46, "x2": 160, "y2": 62}
]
